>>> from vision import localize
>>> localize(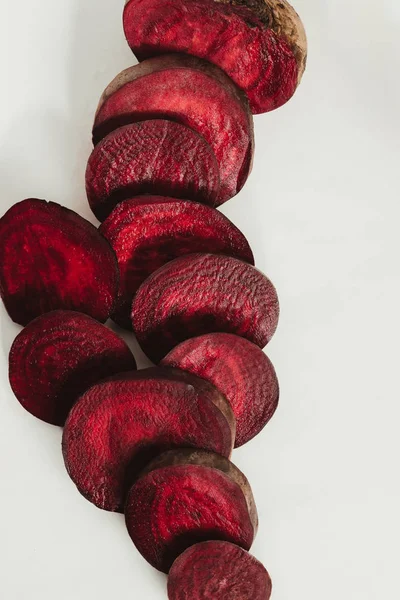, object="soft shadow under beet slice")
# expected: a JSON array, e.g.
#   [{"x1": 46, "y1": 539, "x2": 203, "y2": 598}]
[
  {"x1": 85, "y1": 120, "x2": 220, "y2": 221},
  {"x1": 168, "y1": 541, "x2": 272, "y2": 600},
  {"x1": 0, "y1": 199, "x2": 118, "y2": 325},
  {"x1": 62, "y1": 368, "x2": 234, "y2": 512},
  {"x1": 131, "y1": 253, "x2": 279, "y2": 363},
  {"x1": 125, "y1": 448, "x2": 257, "y2": 573},
  {"x1": 100, "y1": 197, "x2": 254, "y2": 329},
  {"x1": 9, "y1": 310, "x2": 136, "y2": 426},
  {"x1": 162, "y1": 333, "x2": 279, "y2": 448},
  {"x1": 93, "y1": 54, "x2": 254, "y2": 204}
]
